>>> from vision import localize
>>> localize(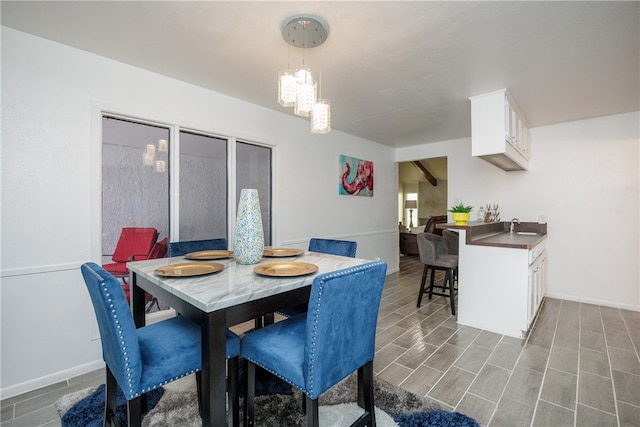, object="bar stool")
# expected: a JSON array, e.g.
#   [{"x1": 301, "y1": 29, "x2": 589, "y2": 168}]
[
  {"x1": 442, "y1": 229, "x2": 459, "y2": 255},
  {"x1": 416, "y1": 233, "x2": 458, "y2": 315},
  {"x1": 442, "y1": 229, "x2": 460, "y2": 283}
]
